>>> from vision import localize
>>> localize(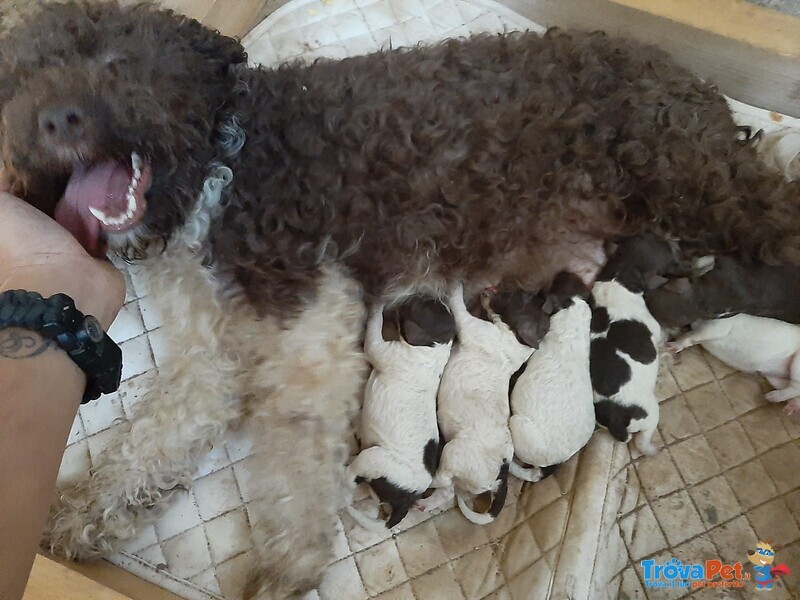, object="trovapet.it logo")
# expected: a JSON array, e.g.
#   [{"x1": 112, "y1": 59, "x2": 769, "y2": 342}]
[
  {"x1": 746, "y1": 540, "x2": 791, "y2": 591},
  {"x1": 641, "y1": 558, "x2": 750, "y2": 590}
]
